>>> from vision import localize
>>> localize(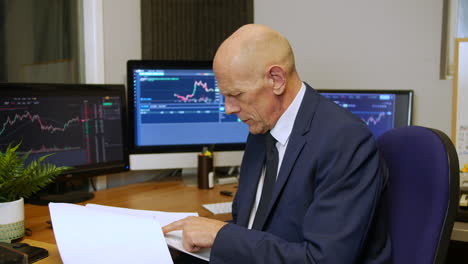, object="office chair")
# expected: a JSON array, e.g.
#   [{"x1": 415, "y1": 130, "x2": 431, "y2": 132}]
[{"x1": 376, "y1": 126, "x2": 459, "y2": 264}]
